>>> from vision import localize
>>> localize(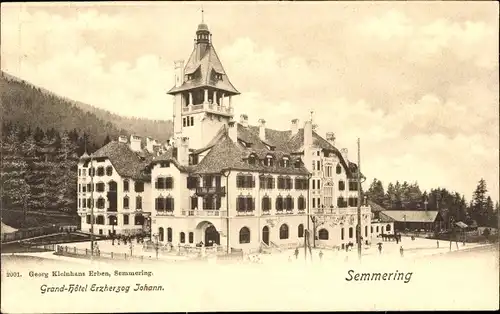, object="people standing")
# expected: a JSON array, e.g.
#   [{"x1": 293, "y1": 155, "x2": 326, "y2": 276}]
[
  {"x1": 319, "y1": 250, "x2": 323, "y2": 261},
  {"x1": 399, "y1": 246, "x2": 404, "y2": 257},
  {"x1": 294, "y1": 247, "x2": 299, "y2": 259},
  {"x1": 436, "y1": 240, "x2": 439, "y2": 248},
  {"x1": 377, "y1": 243, "x2": 382, "y2": 254}
]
